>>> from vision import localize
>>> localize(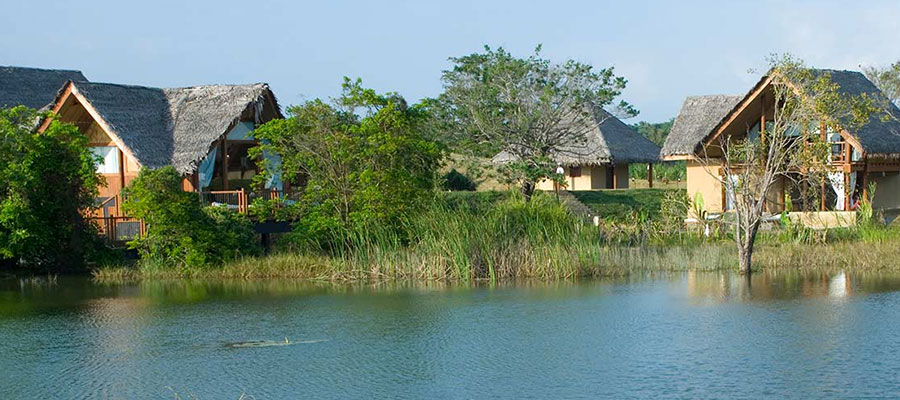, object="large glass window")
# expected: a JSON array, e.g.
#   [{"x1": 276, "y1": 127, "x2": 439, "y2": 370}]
[{"x1": 90, "y1": 146, "x2": 119, "y2": 174}]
